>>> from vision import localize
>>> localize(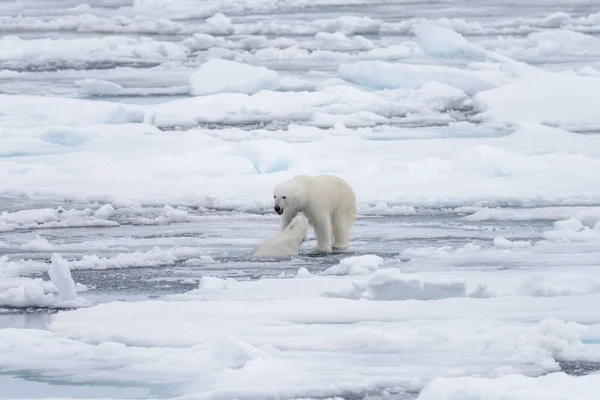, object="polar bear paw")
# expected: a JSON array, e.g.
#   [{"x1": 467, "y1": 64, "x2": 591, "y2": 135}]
[{"x1": 315, "y1": 243, "x2": 332, "y2": 253}]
